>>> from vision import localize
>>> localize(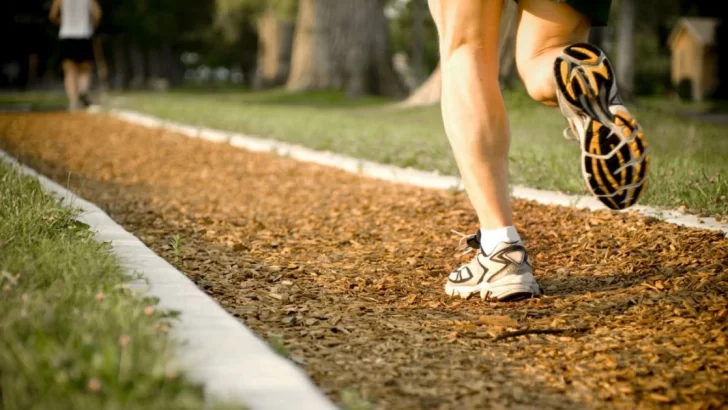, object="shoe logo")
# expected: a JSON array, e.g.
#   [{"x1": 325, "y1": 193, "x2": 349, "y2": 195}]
[
  {"x1": 502, "y1": 248, "x2": 526, "y2": 264},
  {"x1": 486, "y1": 245, "x2": 529, "y2": 284},
  {"x1": 475, "y1": 256, "x2": 490, "y2": 285},
  {"x1": 449, "y1": 254, "x2": 491, "y2": 285},
  {"x1": 491, "y1": 245, "x2": 528, "y2": 266},
  {"x1": 448, "y1": 266, "x2": 474, "y2": 284}
]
